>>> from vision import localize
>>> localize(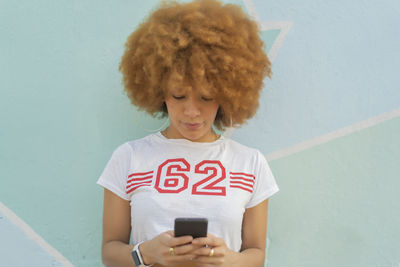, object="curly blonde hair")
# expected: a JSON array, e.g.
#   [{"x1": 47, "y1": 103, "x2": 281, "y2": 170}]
[{"x1": 119, "y1": 0, "x2": 271, "y2": 130}]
